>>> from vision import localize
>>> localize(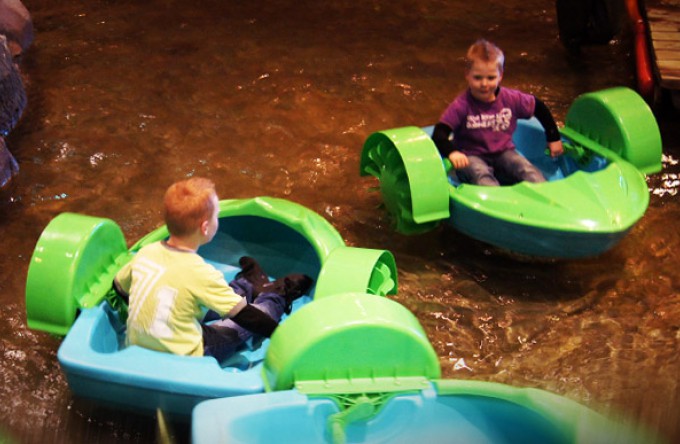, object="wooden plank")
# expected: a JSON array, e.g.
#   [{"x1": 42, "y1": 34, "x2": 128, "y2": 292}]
[
  {"x1": 659, "y1": 68, "x2": 680, "y2": 77},
  {"x1": 657, "y1": 59, "x2": 680, "y2": 70},
  {"x1": 647, "y1": 12, "x2": 680, "y2": 23},
  {"x1": 654, "y1": 49, "x2": 680, "y2": 60},
  {"x1": 651, "y1": 40, "x2": 680, "y2": 50},
  {"x1": 659, "y1": 68, "x2": 680, "y2": 79},
  {"x1": 650, "y1": 31, "x2": 680, "y2": 40},
  {"x1": 647, "y1": 14, "x2": 680, "y2": 24},
  {"x1": 647, "y1": 6, "x2": 680, "y2": 23},
  {"x1": 647, "y1": 9, "x2": 680, "y2": 19},
  {"x1": 646, "y1": 2, "x2": 680, "y2": 90},
  {"x1": 655, "y1": 55, "x2": 680, "y2": 65},
  {"x1": 649, "y1": 22, "x2": 680, "y2": 32}
]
